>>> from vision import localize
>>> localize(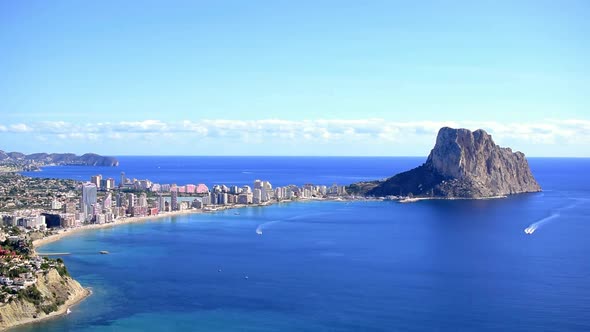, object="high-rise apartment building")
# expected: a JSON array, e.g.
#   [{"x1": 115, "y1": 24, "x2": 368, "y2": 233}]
[
  {"x1": 116, "y1": 192, "x2": 125, "y2": 207},
  {"x1": 185, "y1": 184, "x2": 196, "y2": 194},
  {"x1": 139, "y1": 193, "x2": 148, "y2": 207},
  {"x1": 217, "y1": 192, "x2": 228, "y2": 205},
  {"x1": 100, "y1": 178, "x2": 116, "y2": 190},
  {"x1": 127, "y1": 193, "x2": 136, "y2": 208},
  {"x1": 81, "y1": 182, "x2": 97, "y2": 222},
  {"x1": 157, "y1": 195, "x2": 166, "y2": 211},
  {"x1": 196, "y1": 184, "x2": 209, "y2": 194},
  {"x1": 90, "y1": 174, "x2": 102, "y2": 188},
  {"x1": 253, "y1": 189, "x2": 262, "y2": 204},
  {"x1": 171, "y1": 191, "x2": 178, "y2": 211},
  {"x1": 103, "y1": 193, "x2": 112, "y2": 209},
  {"x1": 120, "y1": 172, "x2": 126, "y2": 187}
]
